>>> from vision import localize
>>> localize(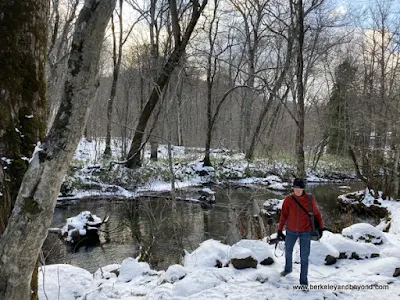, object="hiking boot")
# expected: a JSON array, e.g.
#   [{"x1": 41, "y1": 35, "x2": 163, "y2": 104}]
[{"x1": 280, "y1": 270, "x2": 292, "y2": 277}]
